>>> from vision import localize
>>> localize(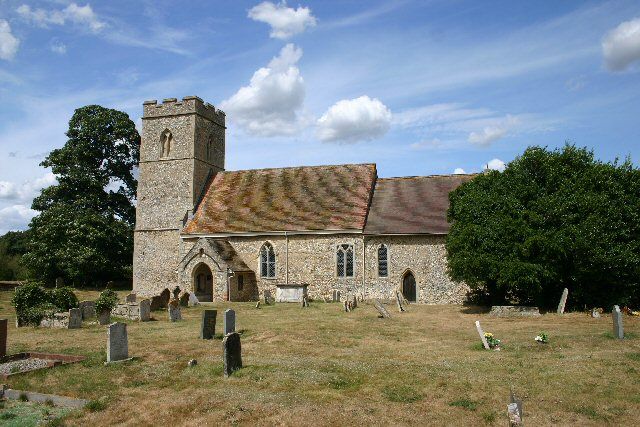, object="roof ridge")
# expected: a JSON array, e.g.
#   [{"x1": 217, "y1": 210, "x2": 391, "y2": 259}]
[
  {"x1": 380, "y1": 173, "x2": 479, "y2": 180},
  {"x1": 222, "y1": 163, "x2": 377, "y2": 173}
]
